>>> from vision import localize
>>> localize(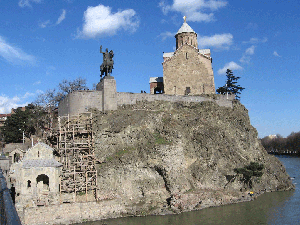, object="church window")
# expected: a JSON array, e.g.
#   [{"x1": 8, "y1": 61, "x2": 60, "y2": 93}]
[
  {"x1": 186, "y1": 53, "x2": 188, "y2": 59},
  {"x1": 27, "y1": 180, "x2": 31, "y2": 188},
  {"x1": 38, "y1": 151, "x2": 39, "y2": 158},
  {"x1": 185, "y1": 87, "x2": 191, "y2": 95}
]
